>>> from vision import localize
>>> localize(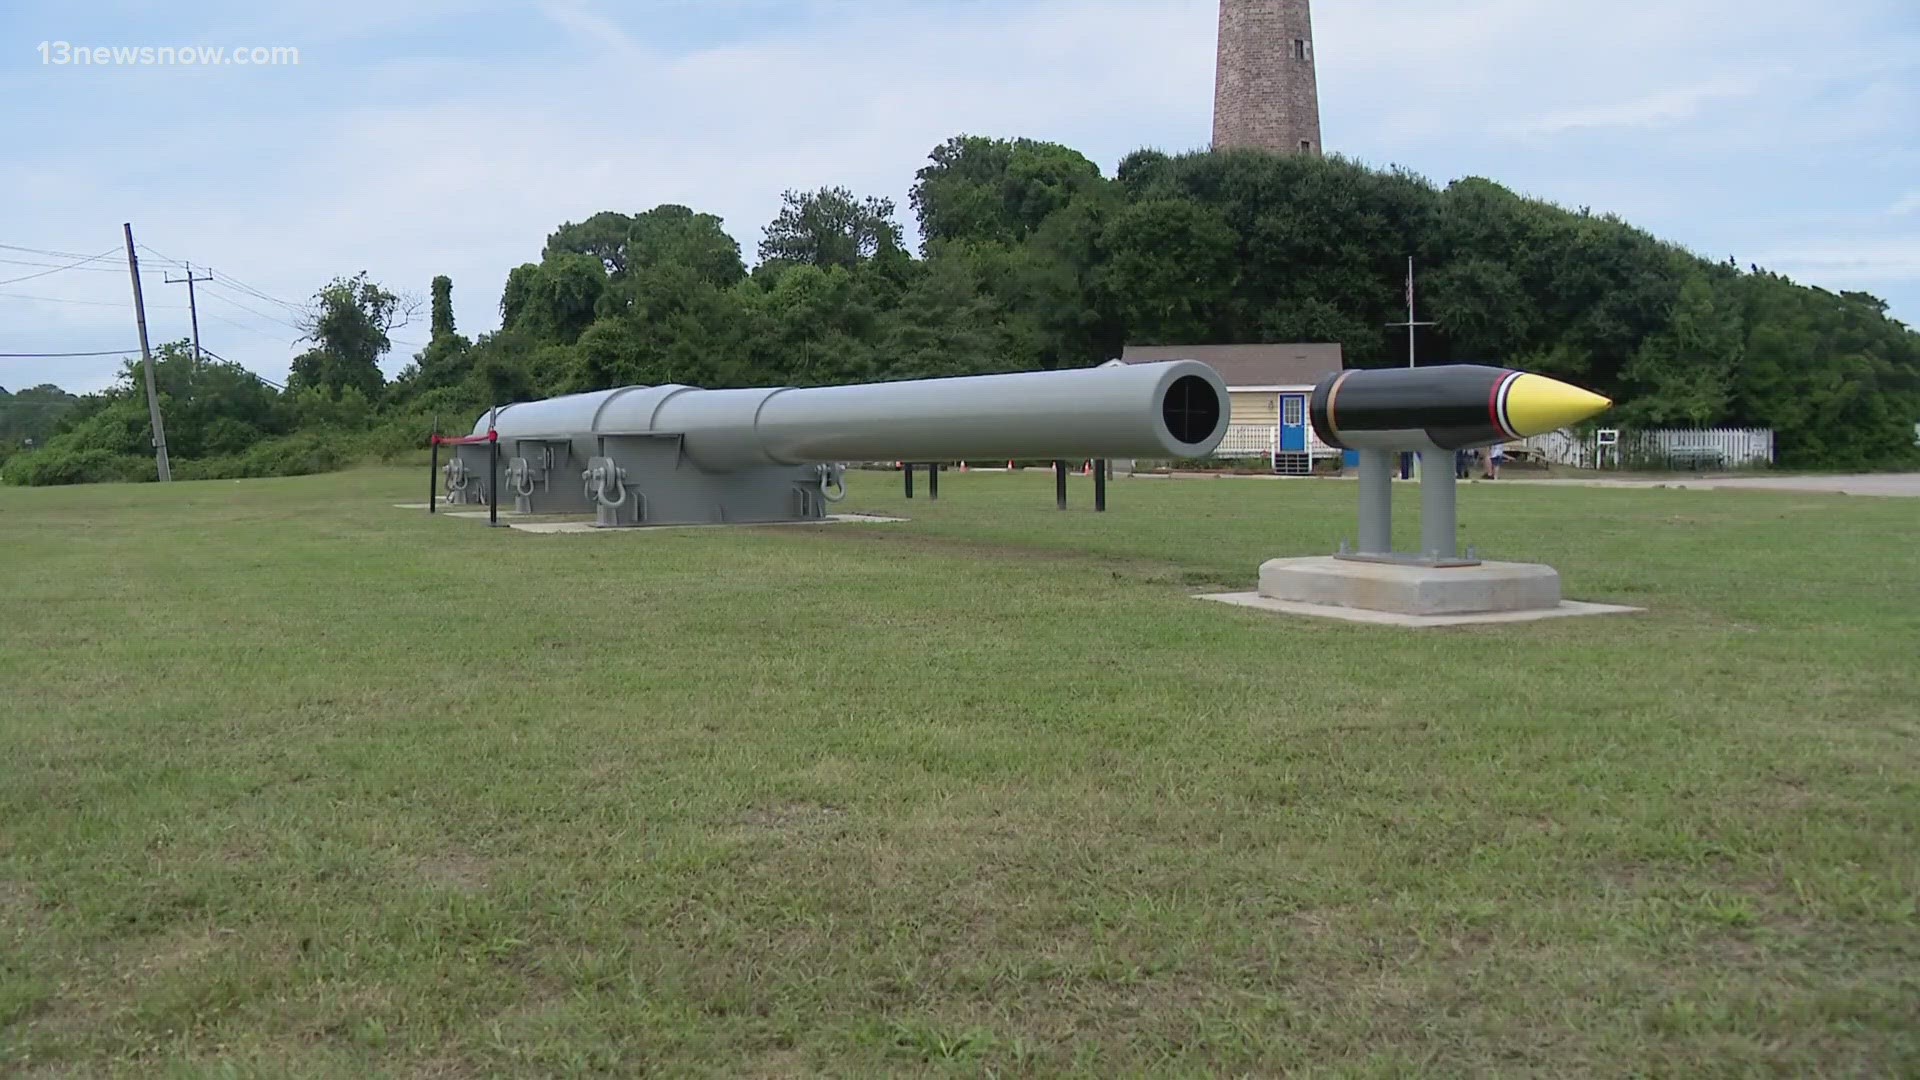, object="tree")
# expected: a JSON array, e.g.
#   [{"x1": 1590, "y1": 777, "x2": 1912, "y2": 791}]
[
  {"x1": 0, "y1": 384, "x2": 80, "y2": 446},
  {"x1": 546, "y1": 206, "x2": 747, "y2": 287},
  {"x1": 544, "y1": 211, "x2": 639, "y2": 276},
  {"x1": 758, "y1": 187, "x2": 903, "y2": 271},
  {"x1": 1618, "y1": 274, "x2": 1743, "y2": 427},
  {"x1": 430, "y1": 274, "x2": 455, "y2": 338},
  {"x1": 627, "y1": 205, "x2": 746, "y2": 287},
  {"x1": 500, "y1": 254, "x2": 606, "y2": 344},
  {"x1": 911, "y1": 135, "x2": 1104, "y2": 248},
  {"x1": 406, "y1": 274, "x2": 475, "y2": 393},
  {"x1": 292, "y1": 272, "x2": 411, "y2": 398},
  {"x1": 1097, "y1": 198, "x2": 1238, "y2": 344}
]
